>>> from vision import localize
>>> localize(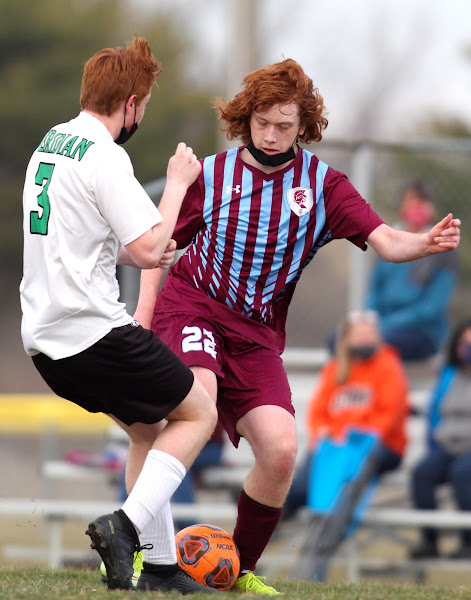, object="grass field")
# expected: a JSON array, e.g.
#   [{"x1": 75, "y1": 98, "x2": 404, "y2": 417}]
[{"x1": 1, "y1": 567, "x2": 471, "y2": 600}]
